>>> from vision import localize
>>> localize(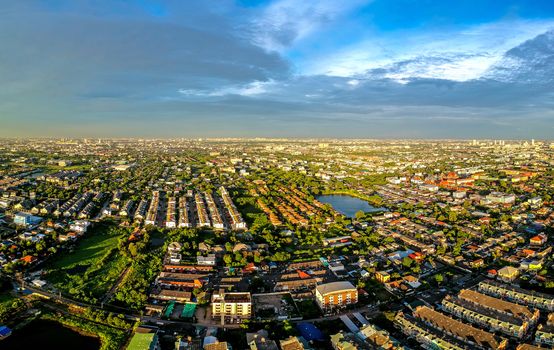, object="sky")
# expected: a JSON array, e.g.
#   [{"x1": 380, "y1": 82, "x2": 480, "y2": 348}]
[{"x1": 1, "y1": 0, "x2": 554, "y2": 139}]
